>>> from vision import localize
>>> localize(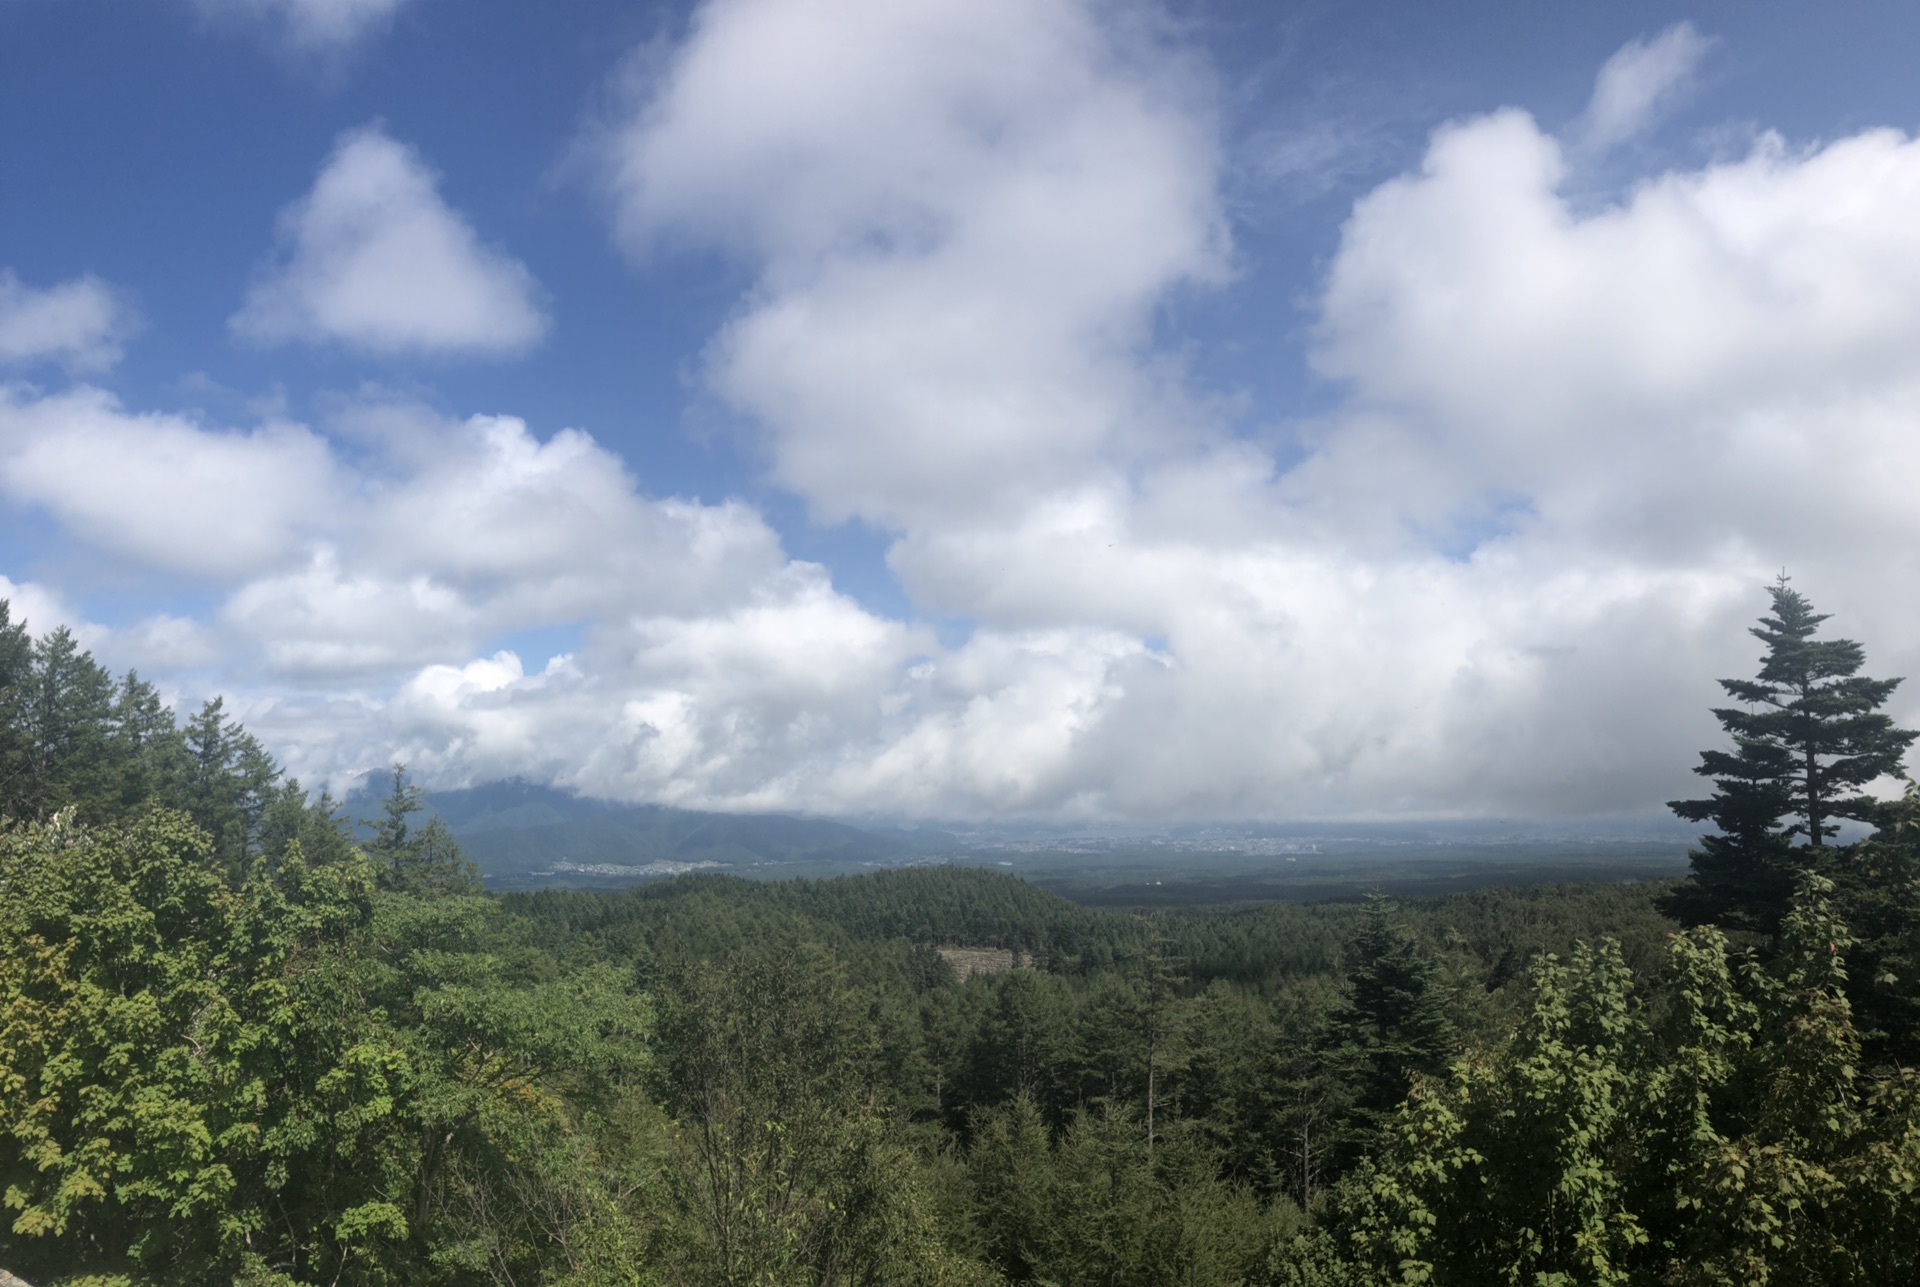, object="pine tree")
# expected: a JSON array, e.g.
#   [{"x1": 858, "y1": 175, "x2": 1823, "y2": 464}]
[
  {"x1": 1667, "y1": 579, "x2": 1917, "y2": 933},
  {"x1": 363, "y1": 762, "x2": 479, "y2": 896},
  {"x1": 1133, "y1": 913, "x2": 1189, "y2": 1155},
  {"x1": 182, "y1": 696, "x2": 283, "y2": 874},
  {"x1": 21, "y1": 626, "x2": 114, "y2": 820},
  {"x1": 103, "y1": 670, "x2": 188, "y2": 817},
  {"x1": 184, "y1": 696, "x2": 238, "y2": 835},
  {"x1": 1327, "y1": 894, "x2": 1455, "y2": 1132},
  {"x1": 0, "y1": 599, "x2": 32, "y2": 817}
]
